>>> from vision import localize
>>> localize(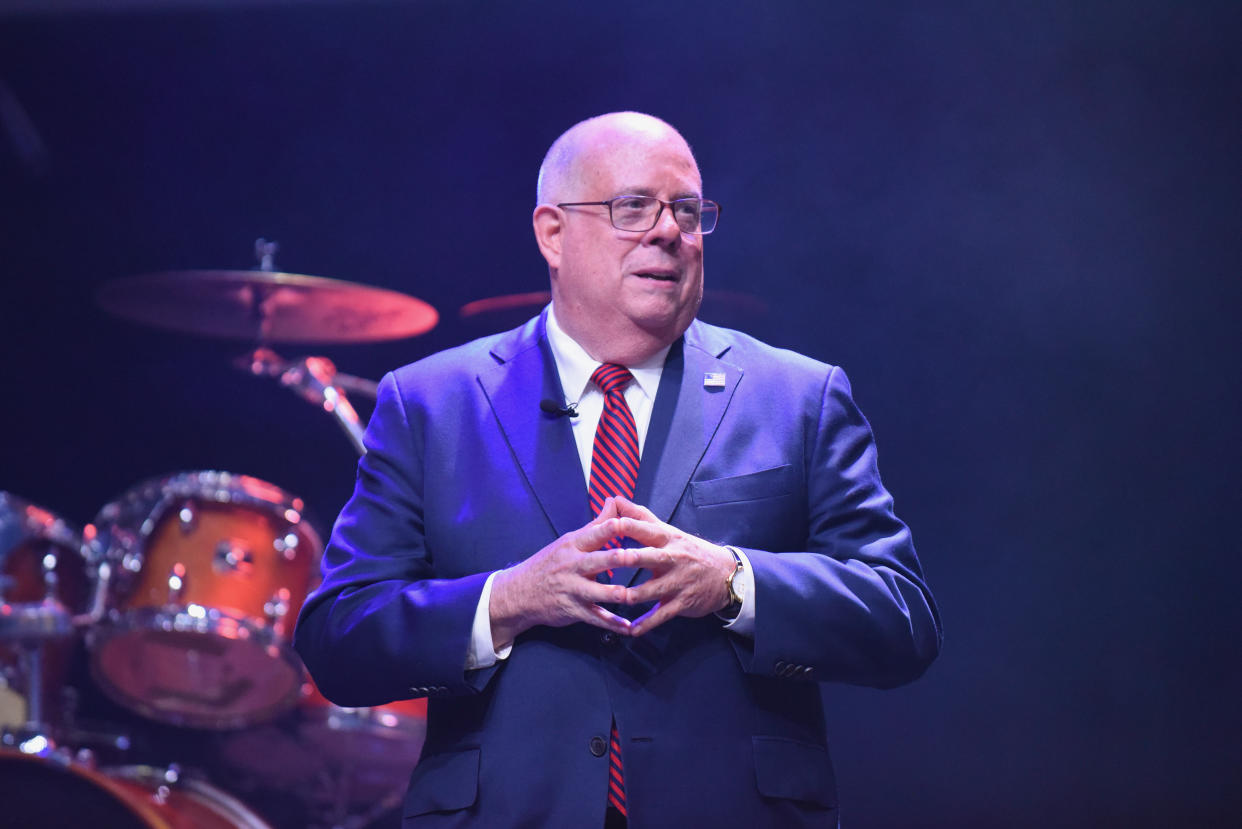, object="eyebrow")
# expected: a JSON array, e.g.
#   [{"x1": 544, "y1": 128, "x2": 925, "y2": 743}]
[{"x1": 614, "y1": 186, "x2": 703, "y2": 200}]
